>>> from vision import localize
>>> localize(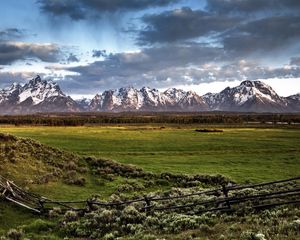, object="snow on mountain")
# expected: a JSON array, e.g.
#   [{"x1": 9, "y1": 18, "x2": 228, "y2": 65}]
[
  {"x1": 17, "y1": 76, "x2": 65, "y2": 105},
  {"x1": 76, "y1": 98, "x2": 92, "y2": 111},
  {"x1": 164, "y1": 88, "x2": 187, "y2": 104},
  {"x1": 0, "y1": 76, "x2": 80, "y2": 114},
  {"x1": 287, "y1": 93, "x2": 300, "y2": 101},
  {"x1": 286, "y1": 93, "x2": 300, "y2": 112},
  {"x1": 203, "y1": 80, "x2": 288, "y2": 112},
  {"x1": 34, "y1": 95, "x2": 80, "y2": 113},
  {"x1": 90, "y1": 94, "x2": 103, "y2": 111},
  {"x1": 140, "y1": 87, "x2": 167, "y2": 108},
  {"x1": 178, "y1": 91, "x2": 208, "y2": 111},
  {"x1": 90, "y1": 87, "x2": 208, "y2": 111},
  {"x1": 91, "y1": 87, "x2": 153, "y2": 111},
  {"x1": 0, "y1": 77, "x2": 299, "y2": 114},
  {"x1": 0, "y1": 83, "x2": 22, "y2": 104}
]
